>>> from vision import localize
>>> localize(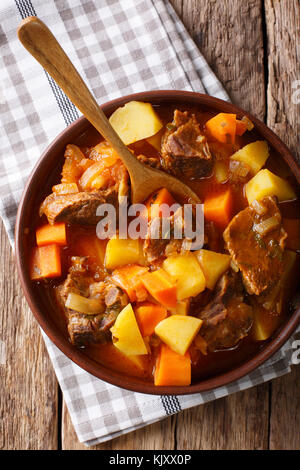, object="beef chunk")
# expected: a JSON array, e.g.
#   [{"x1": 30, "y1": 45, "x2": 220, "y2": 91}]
[
  {"x1": 40, "y1": 161, "x2": 128, "y2": 226},
  {"x1": 198, "y1": 271, "x2": 253, "y2": 352},
  {"x1": 57, "y1": 257, "x2": 93, "y2": 301},
  {"x1": 137, "y1": 154, "x2": 162, "y2": 170},
  {"x1": 161, "y1": 110, "x2": 213, "y2": 179},
  {"x1": 143, "y1": 210, "x2": 187, "y2": 264},
  {"x1": 56, "y1": 257, "x2": 129, "y2": 347},
  {"x1": 143, "y1": 232, "x2": 169, "y2": 264},
  {"x1": 40, "y1": 188, "x2": 118, "y2": 225},
  {"x1": 105, "y1": 285, "x2": 126, "y2": 307},
  {"x1": 255, "y1": 249, "x2": 296, "y2": 313},
  {"x1": 89, "y1": 282, "x2": 129, "y2": 332},
  {"x1": 223, "y1": 196, "x2": 287, "y2": 295},
  {"x1": 67, "y1": 313, "x2": 108, "y2": 346}
]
